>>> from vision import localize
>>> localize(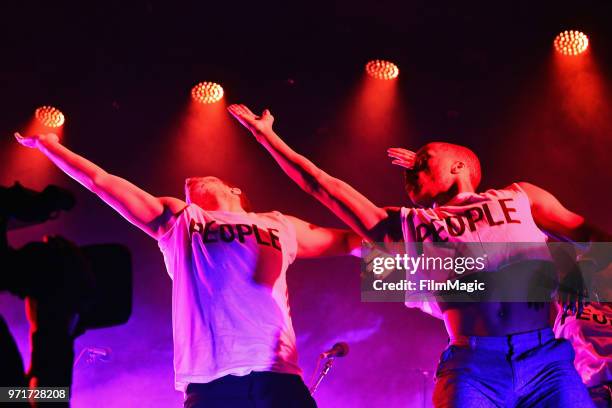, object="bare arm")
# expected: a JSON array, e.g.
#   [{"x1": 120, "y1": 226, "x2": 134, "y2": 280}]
[
  {"x1": 518, "y1": 182, "x2": 612, "y2": 273},
  {"x1": 228, "y1": 105, "x2": 393, "y2": 242},
  {"x1": 284, "y1": 215, "x2": 362, "y2": 258},
  {"x1": 517, "y1": 182, "x2": 611, "y2": 242},
  {"x1": 14, "y1": 133, "x2": 185, "y2": 239}
]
